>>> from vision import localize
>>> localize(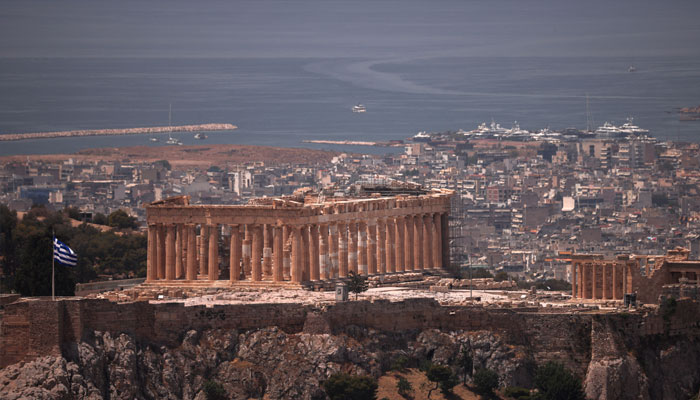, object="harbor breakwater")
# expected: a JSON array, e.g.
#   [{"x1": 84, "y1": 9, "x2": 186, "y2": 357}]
[{"x1": 0, "y1": 123, "x2": 237, "y2": 141}]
